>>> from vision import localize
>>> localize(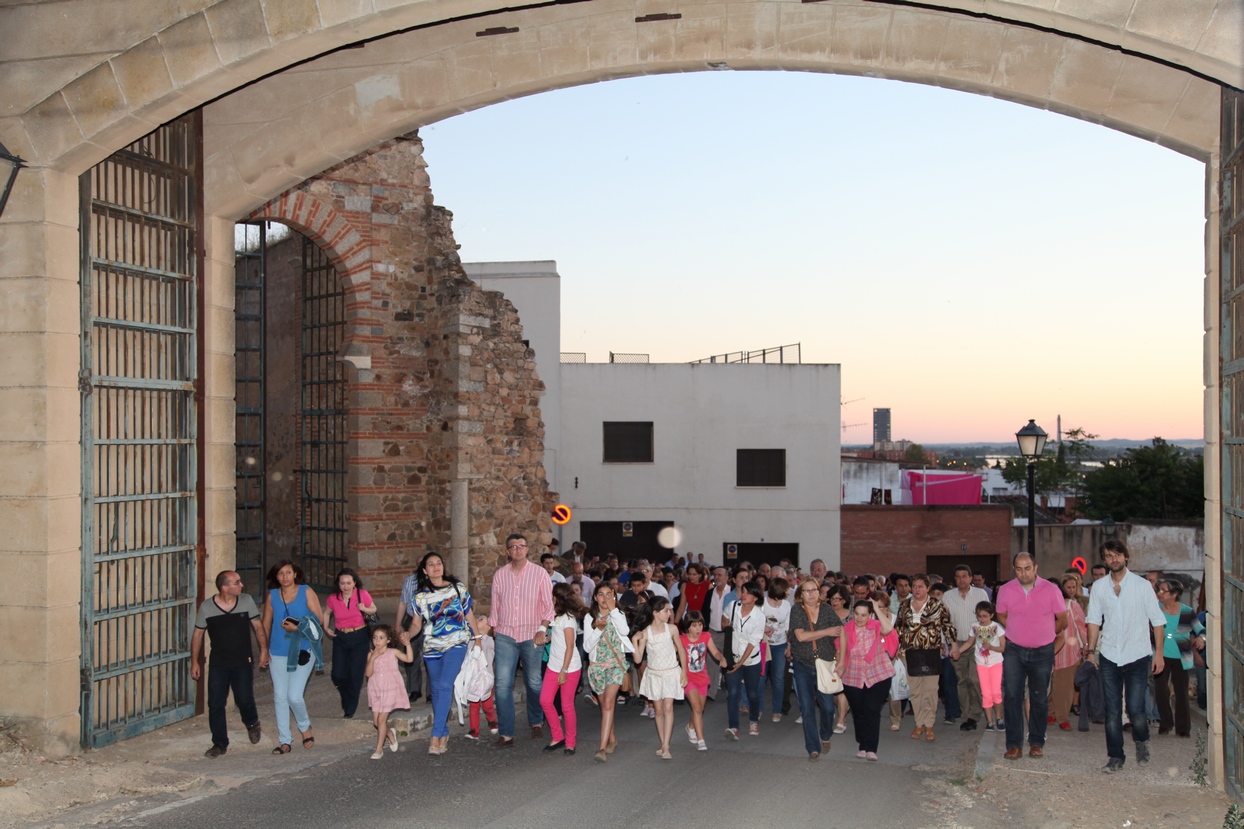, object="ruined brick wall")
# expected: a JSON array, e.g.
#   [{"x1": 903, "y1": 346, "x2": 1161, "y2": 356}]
[{"x1": 252, "y1": 132, "x2": 556, "y2": 599}]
